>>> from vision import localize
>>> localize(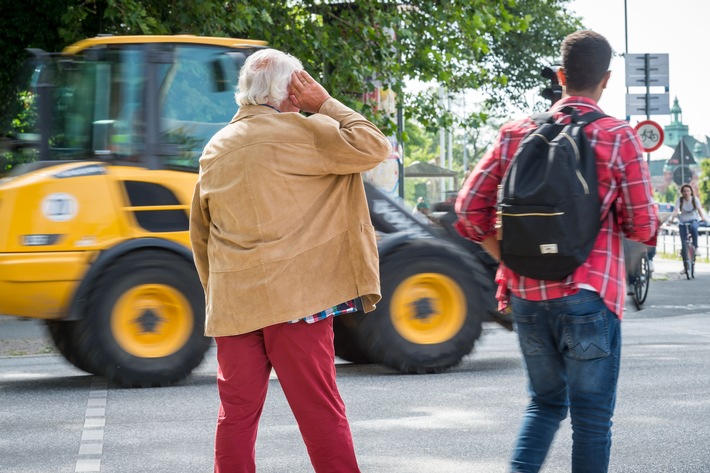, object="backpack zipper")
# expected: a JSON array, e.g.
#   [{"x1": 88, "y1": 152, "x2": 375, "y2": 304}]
[{"x1": 501, "y1": 211, "x2": 564, "y2": 217}]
